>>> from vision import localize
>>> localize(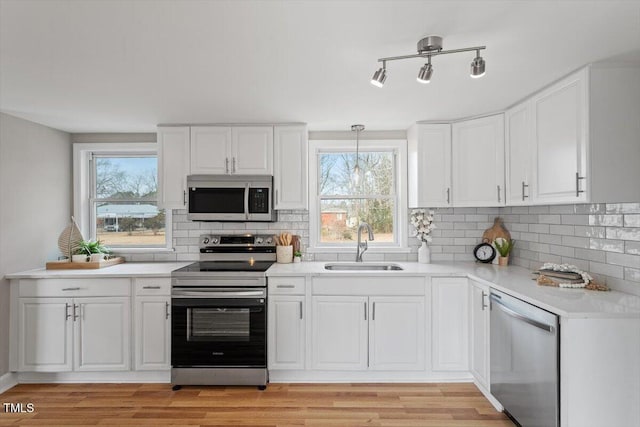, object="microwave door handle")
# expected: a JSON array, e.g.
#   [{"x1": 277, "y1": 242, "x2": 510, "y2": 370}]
[{"x1": 244, "y1": 183, "x2": 250, "y2": 220}]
